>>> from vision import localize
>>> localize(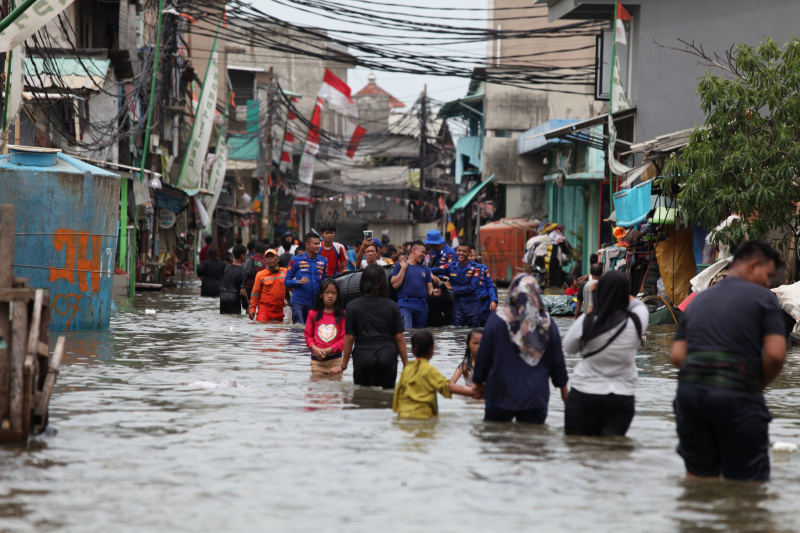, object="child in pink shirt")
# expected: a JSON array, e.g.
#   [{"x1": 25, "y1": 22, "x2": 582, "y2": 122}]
[{"x1": 304, "y1": 278, "x2": 346, "y2": 375}]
